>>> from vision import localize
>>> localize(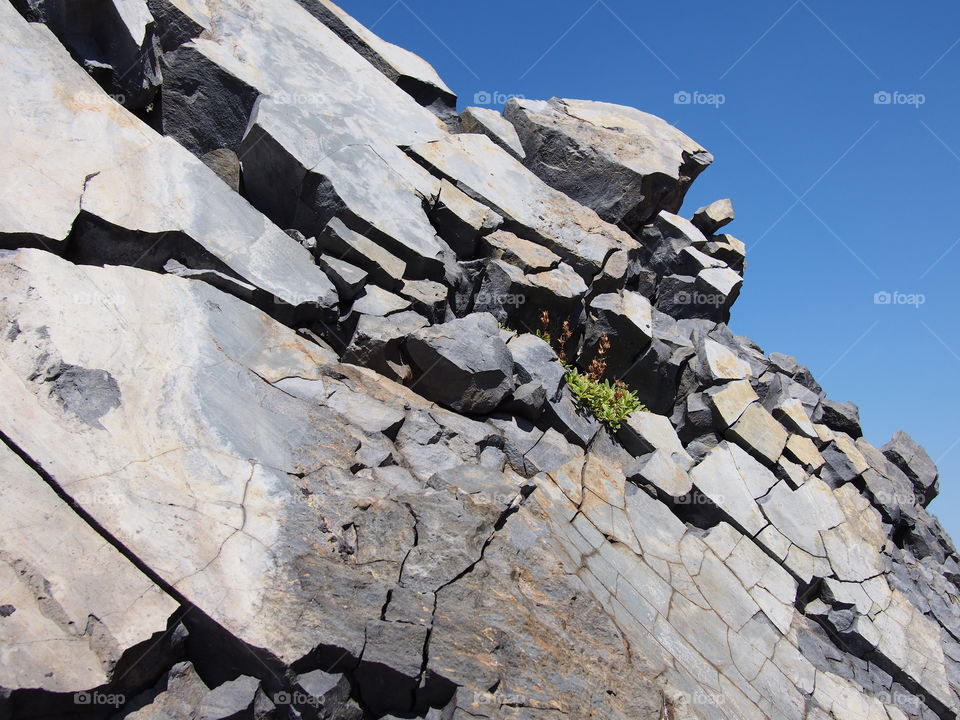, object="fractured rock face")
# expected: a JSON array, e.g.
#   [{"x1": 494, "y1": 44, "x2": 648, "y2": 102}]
[
  {"x1": 0, "y1": 6, "x2": 337, "y2": 320},
  {"x1": 0, "y1": 443, "x2": 178, "y2": 696},
  {"x1": 406, "y1": 133, "x2": 640, "y2": 281},
  {"x1": 13, "y1": 0, "x2": 163, "y2": 110},
  {"x1": 882, "y1": 430, "x2": 940, "y2": 506},
  {"x1": 3, "y1": 2, "x2": 959, "y2": 719}
]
